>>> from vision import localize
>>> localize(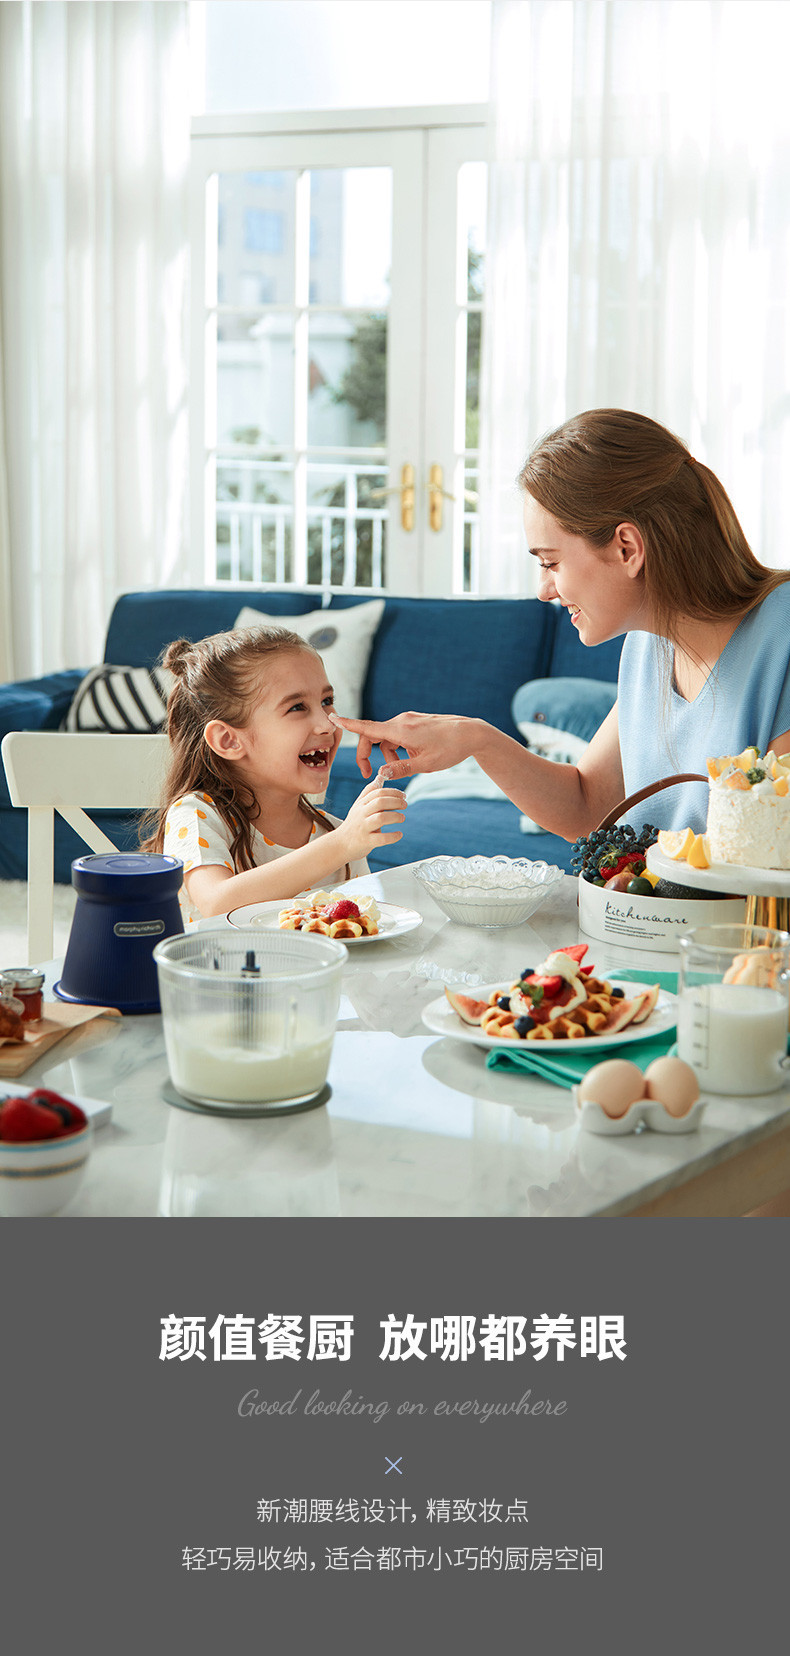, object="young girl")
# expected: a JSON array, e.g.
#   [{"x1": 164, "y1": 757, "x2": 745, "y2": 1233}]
[{"x1": 141, "y1": 625, "x2": 407, "y2": 925}]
